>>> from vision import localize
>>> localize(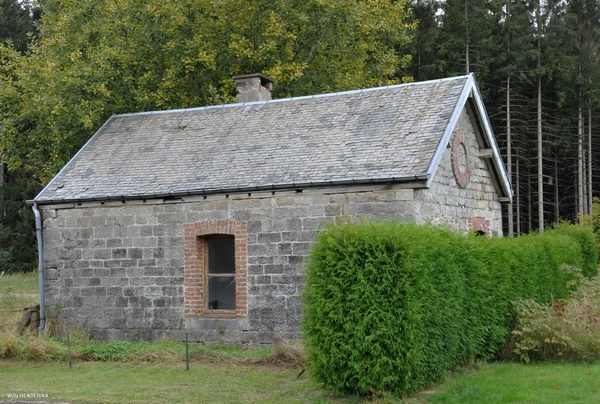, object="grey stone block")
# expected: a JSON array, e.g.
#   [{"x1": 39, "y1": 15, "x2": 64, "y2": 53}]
[
  {"x1": 263, "y1": 264, "x2": 284, "y2": 274},
  {"x1": 257, "y1": 275, "x2": 271, "y2": 285},
  {"x1": 106, "y1": 287, "x2": 123, "y2": 297},
  {"x1": 278, "y1": 243, "x2": 292, "y2": 255},
  {"x1": 292, "y1": 242, "x2": 311, "y2": 255},
  {"x1": 271, "y1": 274, "x2": 299, "y2": 285},
  {"x1": 143, "y1": 267, "x2": 163, "y2": 276},
  {"x1": 152, "y1": 248, "x2": 164, "y2": 258},
  {"x1": 107, "y1": 238, "x2": 122, "y2": 248},
  {"x1": 257, "y1": 232, "x2": 281, "y2": 243},
  {"x1": 87, "y1": 278, "x2": 101, "y2": 286},
  {"x1": 93, "y1": 249, "x2": 111, "y2": 260}
]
